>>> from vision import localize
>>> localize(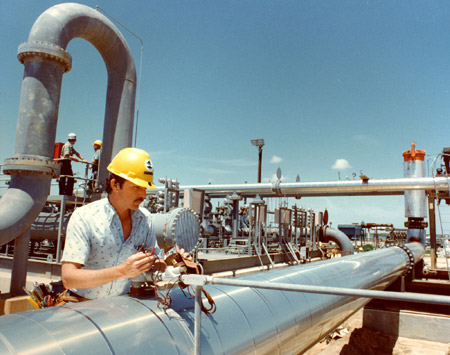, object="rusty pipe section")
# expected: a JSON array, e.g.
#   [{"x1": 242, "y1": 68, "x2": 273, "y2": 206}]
[
  {"x1": 155, "y1": 176, "x2": 450, "y2": 198},
  {"x1": 0, "y1": 3, "x2": 136, "y2": 245},
  {"x1": 0, "y1": 243, "x2": 424, "y2": 354}
]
